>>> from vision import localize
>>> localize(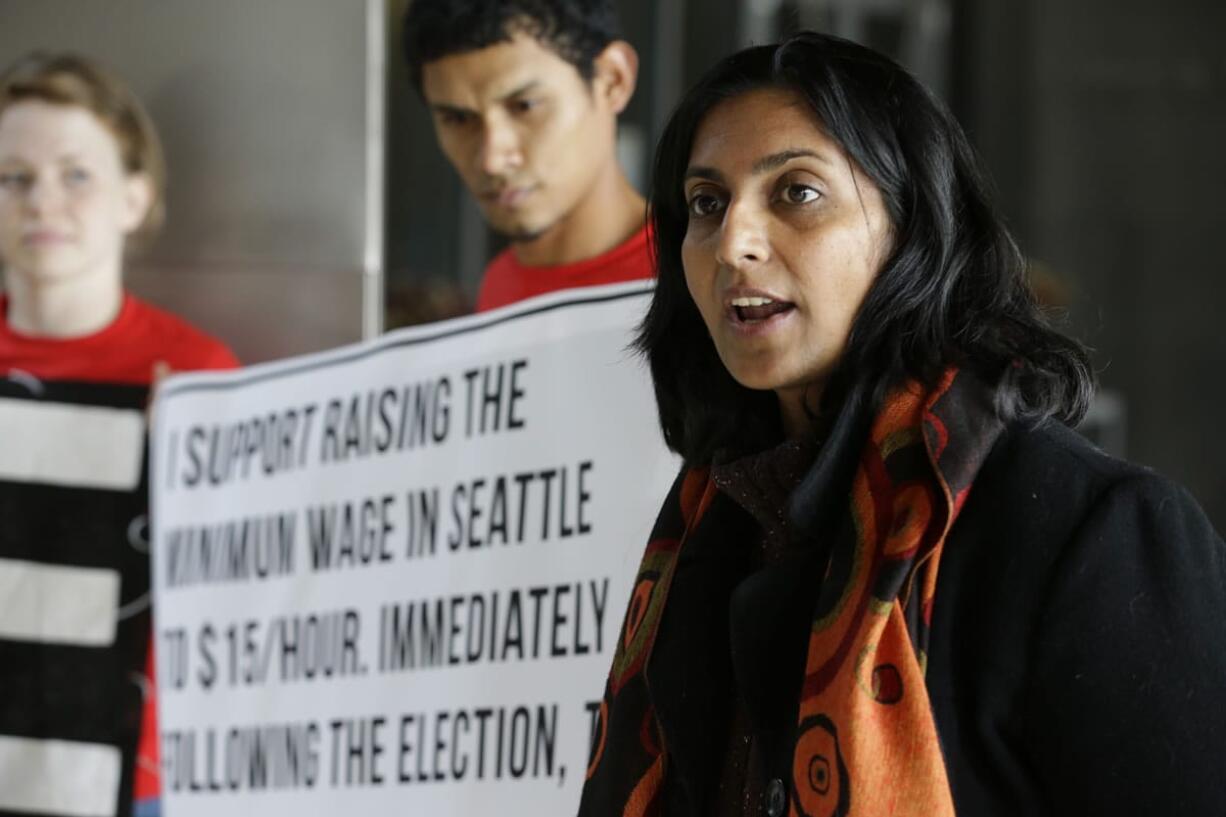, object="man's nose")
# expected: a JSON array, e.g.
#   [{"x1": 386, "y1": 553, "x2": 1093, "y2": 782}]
[{"x1": 477, "y1": 117, "x2": 524, "y2": 177}]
